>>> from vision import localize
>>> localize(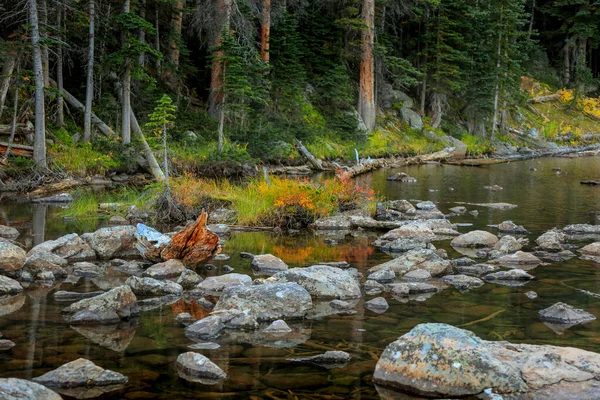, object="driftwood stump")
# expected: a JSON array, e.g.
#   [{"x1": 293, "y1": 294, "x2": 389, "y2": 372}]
[{"x1": 161, "y1": 212, "x2": 220, "y2": 268}]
